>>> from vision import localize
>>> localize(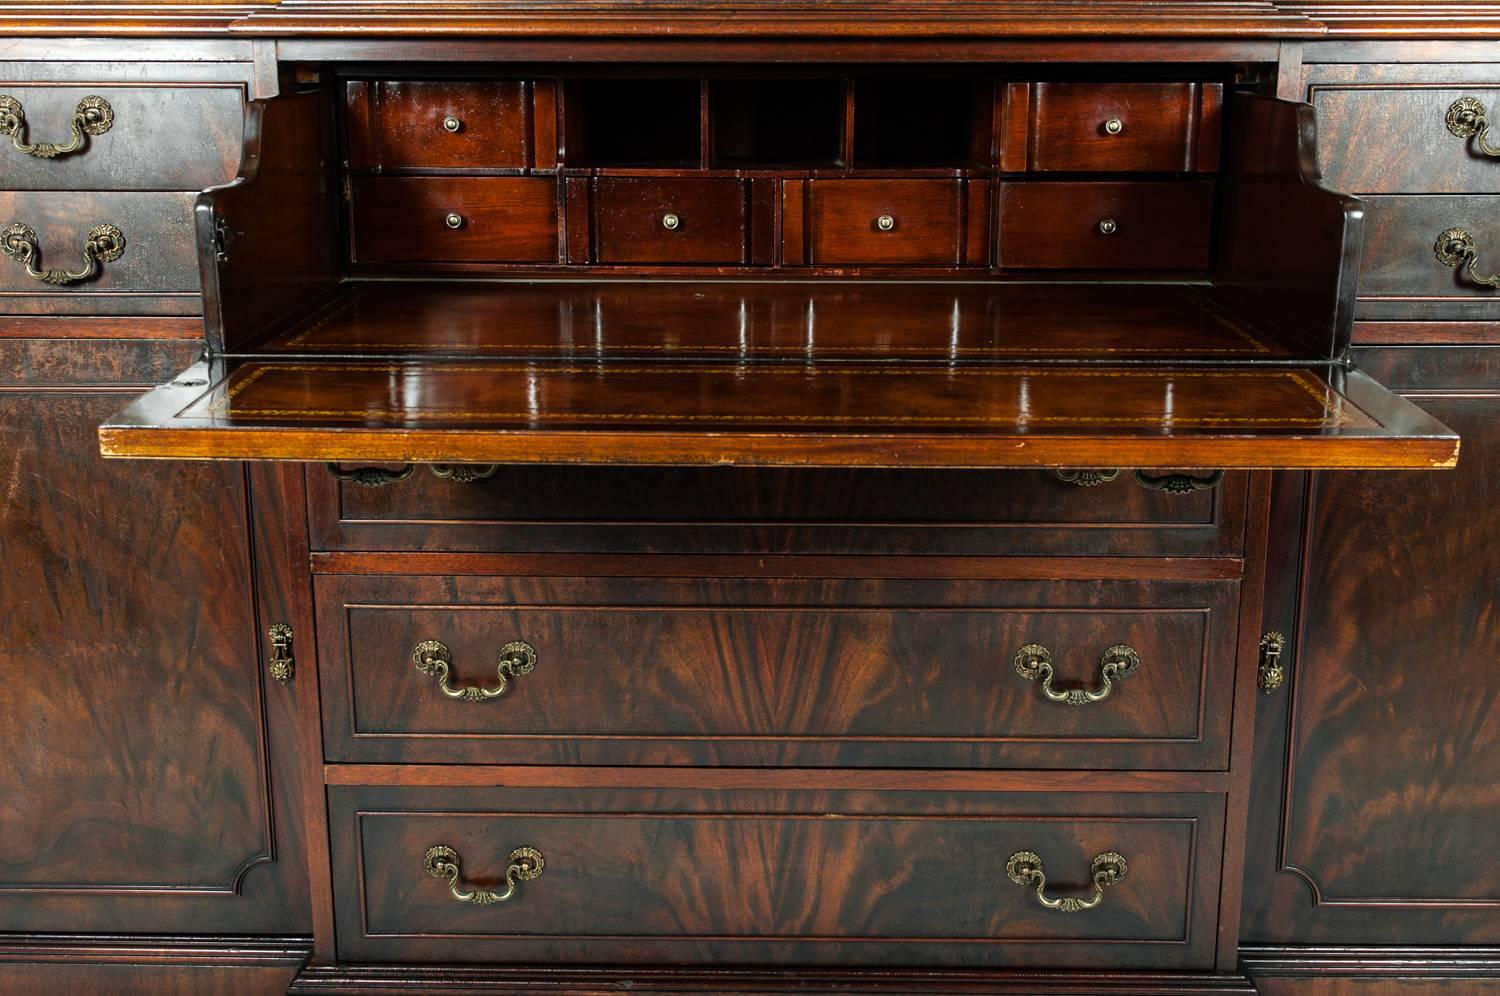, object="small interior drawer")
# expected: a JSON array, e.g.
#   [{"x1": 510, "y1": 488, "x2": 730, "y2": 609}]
[
  {"x1": 803, "y1": 178, "x2": 963, "y2": 265},
  {"x1": 349, "y1": 176, "x2": 558, "y2": 263},
  {"x1": 997, "y1": 181, "x2": 1215, "y2": 270},
  {"x1": 316, "y1": 572, "x2": 1240, "y2": 769},
  {"x1": 330, "y1": 783, "x2": 1226, "y2": 968},
  {"x1": 345, "y1": 79, "x2": 539, "y2": 171},
  {"x1": 0, "y1": 84, "x2": 244, "y2": 191},
  {"x1": 1004, "y1": 82, "x2": 1223, "y2": 173},
  {"x1": 591, "y1": 177, "x2": 747, "y2": 264}
]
